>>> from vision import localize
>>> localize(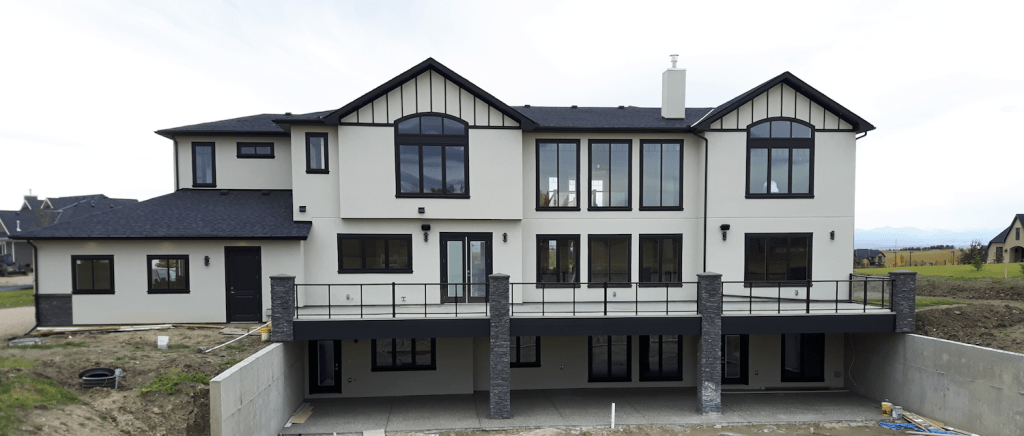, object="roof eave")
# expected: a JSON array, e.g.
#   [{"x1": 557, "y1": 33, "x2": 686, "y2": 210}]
[{"x1": 154, "y1": 130, "x2": 290, "y2": 139}]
